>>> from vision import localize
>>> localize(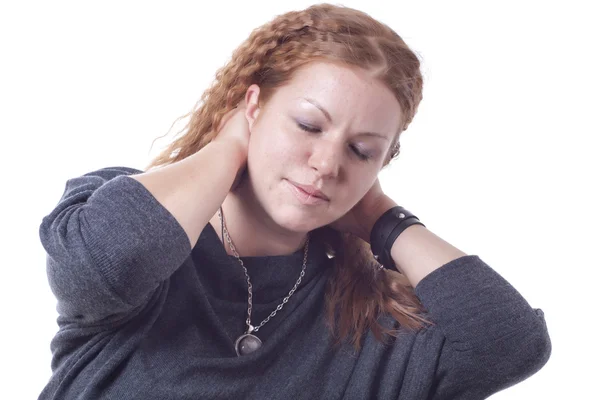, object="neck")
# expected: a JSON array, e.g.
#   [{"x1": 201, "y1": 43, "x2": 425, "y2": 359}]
[{"x1": 209, "y1": 183, "x2": 308, "y2": 258}]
